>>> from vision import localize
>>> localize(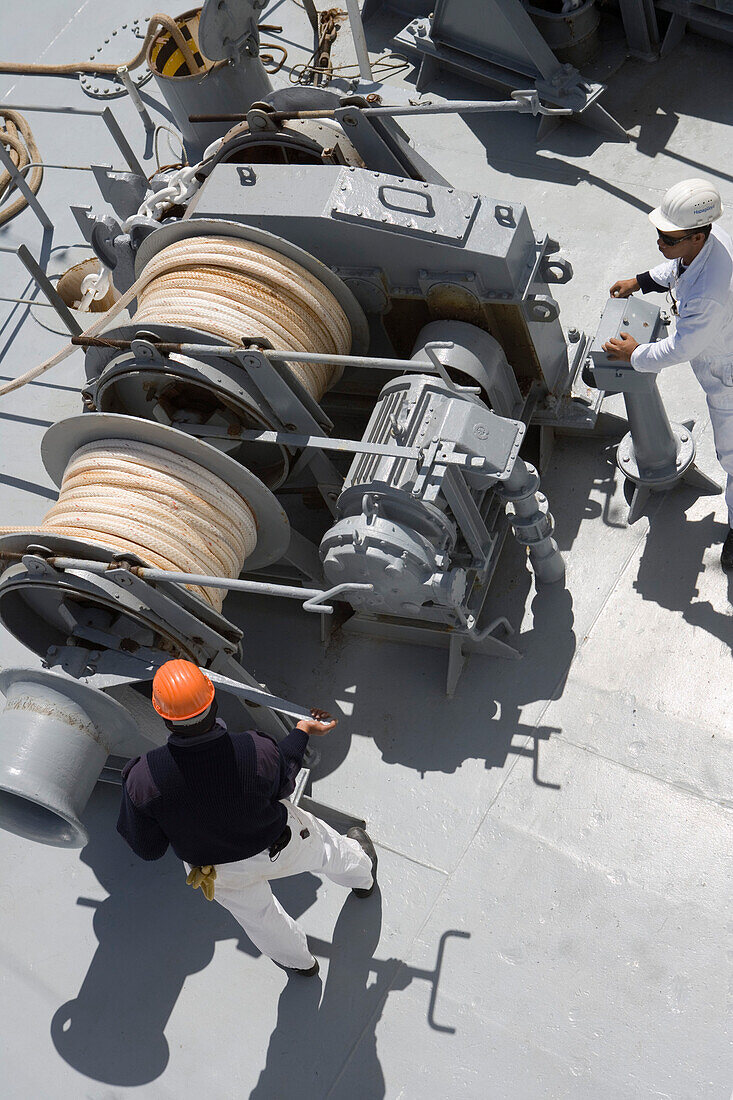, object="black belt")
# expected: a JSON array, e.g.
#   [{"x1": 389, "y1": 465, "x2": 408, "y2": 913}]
[{"x1": 268, "y1": 825, "x2": 291, "y2": 860}]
